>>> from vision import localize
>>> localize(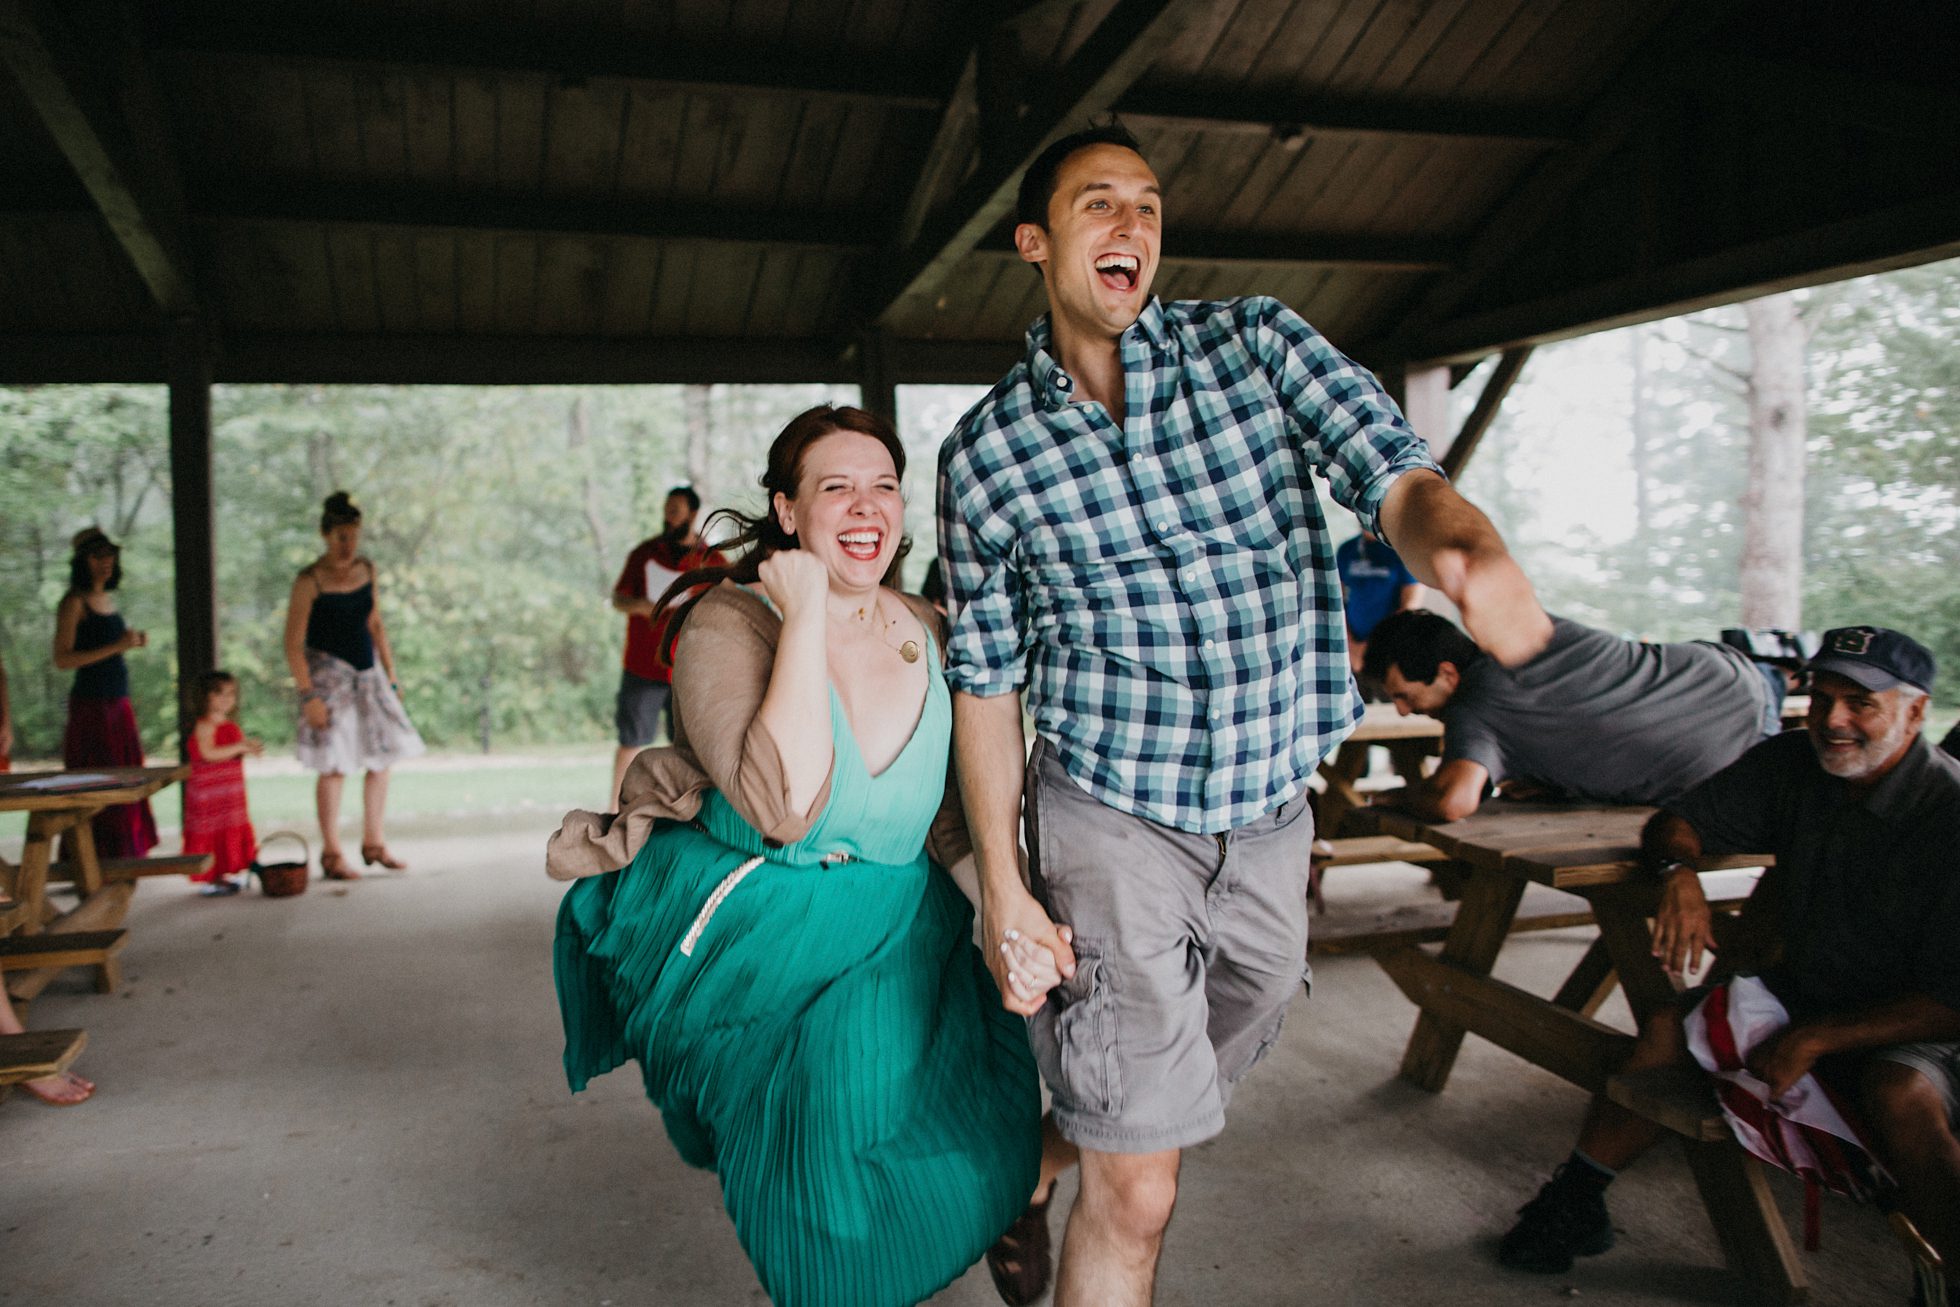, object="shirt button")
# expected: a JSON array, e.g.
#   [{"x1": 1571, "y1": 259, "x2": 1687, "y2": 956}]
[
  {"x1": 1156, "y1": 520, "x2": 1169, "y2": 532},
  {"x1": 1211, "y1": 709, "x2": 1222, "y2": 721},
  {"x1": 1205, "y1": 638, "x2": 1215, "y2": 648}
]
